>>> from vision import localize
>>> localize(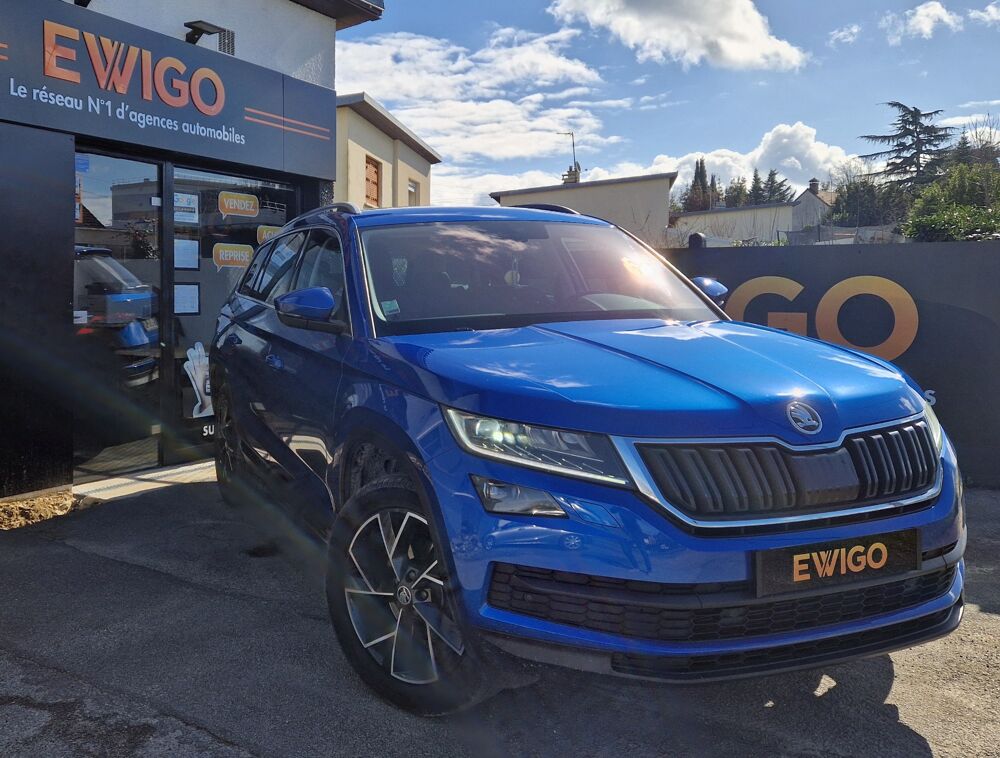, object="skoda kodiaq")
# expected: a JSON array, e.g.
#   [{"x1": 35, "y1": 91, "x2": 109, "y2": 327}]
[{"x1": 211, "y1": 204, "x2": 964, "y2": 714}]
